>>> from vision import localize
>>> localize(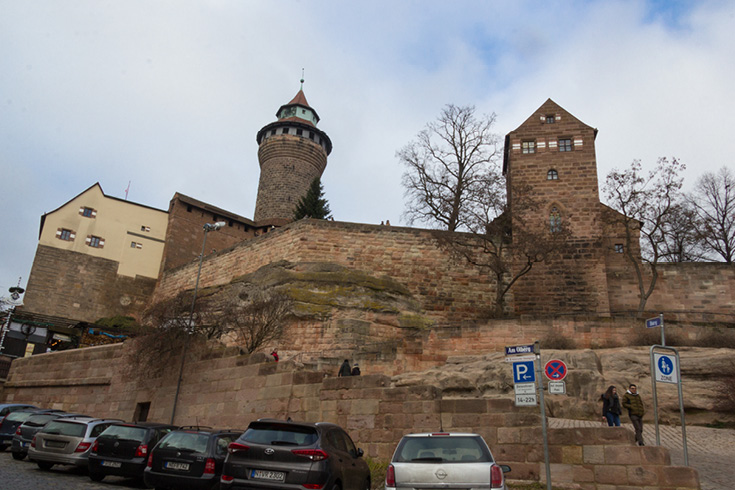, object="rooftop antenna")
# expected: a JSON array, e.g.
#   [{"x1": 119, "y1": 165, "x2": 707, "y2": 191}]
[
  {"x1": 300, "y1": 68, "x2": 304, "y2": 90},
  {"x1": 124, "y1": 180, "x2": 131, "y2": 200}
]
